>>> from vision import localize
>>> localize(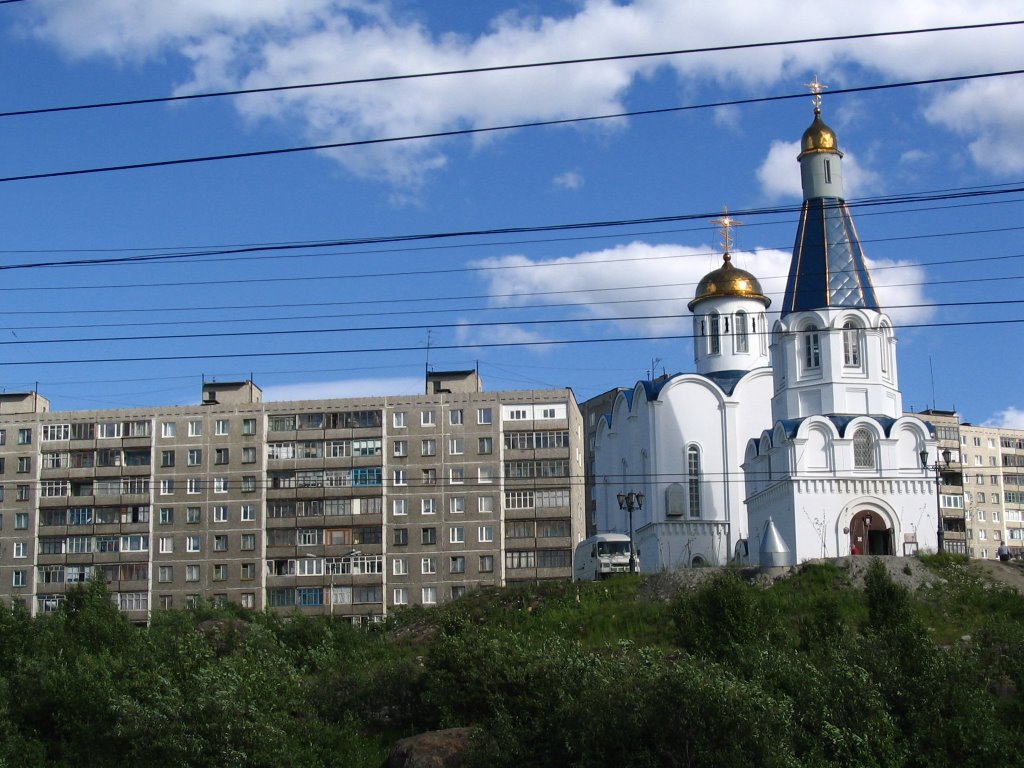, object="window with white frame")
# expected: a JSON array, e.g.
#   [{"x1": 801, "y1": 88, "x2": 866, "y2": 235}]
[
  {"x1": 214, "y1": 477, "x2": 229, "y2": 493},
  {"x1": 160, "y1": 479, "x2": 175, "y2": 495},
  {"x1": 241, "y1": 505, "x2": 256, "y2": 522},
  {"x1": 393, "y1": 411, "x2": 406, "y2": 428},
  {"x1": 478, "y1": 467, "x2": 494, "y2": 484},
  {"x1": 393, "y1": 587, "x2": 408, "y2": 606},
  {"x1": 450, "y1": 409, "x2": 463, "y2": 425},
  {"x1": 477, "y1": 408, "x2": 492, "y2": 424},
  {"x1": 394, "y1": 469, "x2": 407, "y2": 486},
  {"x1": 448, "y1": 437, "x2": 464, "y2": 455},
  {"x1": 215, "y1": 419, "x2": 230, "y2": 436},
  {"x1": 186, "y1": 478, "x2": 202, "y2": 495},
  {"x1": 450, "y1": 468, "x2": 465, "y2": 485},
  {"x1": 213, "y1": 506, "x2": 229, "y2": 523},
  {"x1": 421, "y1": 586, "x2": 437, "y2": 604},
  {"x1": 450, "y1": 497, "x2": 465, "y2": 515},
  {"x1": 187, "y1": 420, "x2": 202, "y2": 437},
  {"x1": 479, "y1": 496, "x2": 494, "y2": 514},
  {"x1": 449, "y1": 526, "x2": 465, "y2": 543},
  {"x1": 803, "y1": 326, "x2": 821, "y2": 369},
  {"x1": 422, "y1": 498, "x2": 437, "y2": 515},
  {"x1": 421, "y1": 410, "x2": 435, "y2": 426},
  {"x1": 392, "y1": 499, "x2": 408, "y2": 516},
  {"x1": 421, "y1": 557, "x2": 436, "y2": 574},
  {"x1": 159, "y1": 536, "x2": 173, "y2": 554},
  {"x1": 186, "y1": 535, "x2": 201, "y2": 553}
]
